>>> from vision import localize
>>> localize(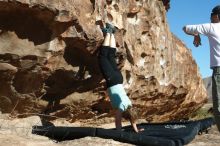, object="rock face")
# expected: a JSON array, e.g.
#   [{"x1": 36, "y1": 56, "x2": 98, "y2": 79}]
[{"x1": 0, "y1": 0, "x2": 207, "y2": 122}]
